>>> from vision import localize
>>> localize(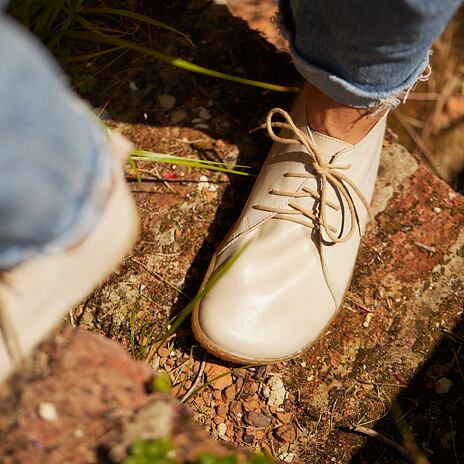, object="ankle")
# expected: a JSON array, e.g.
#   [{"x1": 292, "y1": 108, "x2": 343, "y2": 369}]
[{"x1": 304, "y1": 84, "x2": 385, "y2": 144}]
